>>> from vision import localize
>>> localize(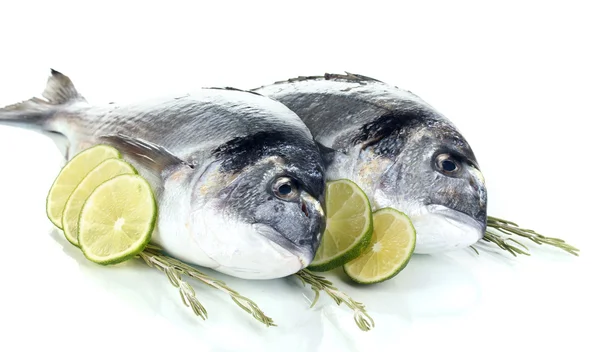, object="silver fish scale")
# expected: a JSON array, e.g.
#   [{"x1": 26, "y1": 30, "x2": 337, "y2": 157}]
[
  {"x1": 54, "y1": 89, "x2": 313, "y2": 161},
  {"x1": 252, "y1": 75, "x2": 463, "y2": 150}
]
